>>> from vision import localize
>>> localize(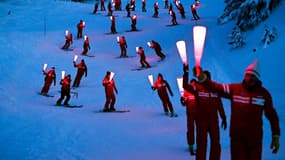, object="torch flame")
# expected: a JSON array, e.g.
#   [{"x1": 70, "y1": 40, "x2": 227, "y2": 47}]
[
  {"x1": 193, "y1": 26, "x2": 207, "y2": 67},
  {"x1": 148, "y1": 74, "x2": 154, "y2": 86},
  {"x1": 176, "y1": 77, "x2": 184, "y2": 96},
  {"x1": 61, "y1": 70, "x2": 66, "y2": 79},
  {"x1": 176, "y1": 40, "x2": 187, "y2": 64},
  {"x1": 43, "y1": 63, "x2": 48, "y2": 71},
  {"x1": 74, "y1": 55, "x2": 78, "y2": 62},
  {"x1": 109, "y1": 72, "x2": 115, "y2": 81}
]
